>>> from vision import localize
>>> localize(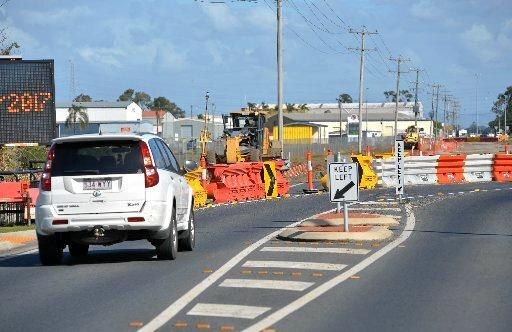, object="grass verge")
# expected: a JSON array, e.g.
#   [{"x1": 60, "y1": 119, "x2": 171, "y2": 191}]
[{"x1": 0, "y1": 224, "x2": 36, "y2": 233}]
